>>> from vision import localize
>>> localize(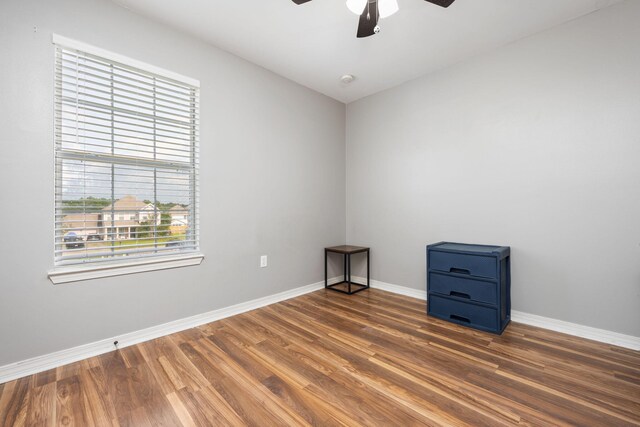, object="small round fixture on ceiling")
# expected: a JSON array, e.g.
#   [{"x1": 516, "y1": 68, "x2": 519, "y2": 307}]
[{"x1": 341, "y1": 74, "x2": 355, "y2": 84}]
